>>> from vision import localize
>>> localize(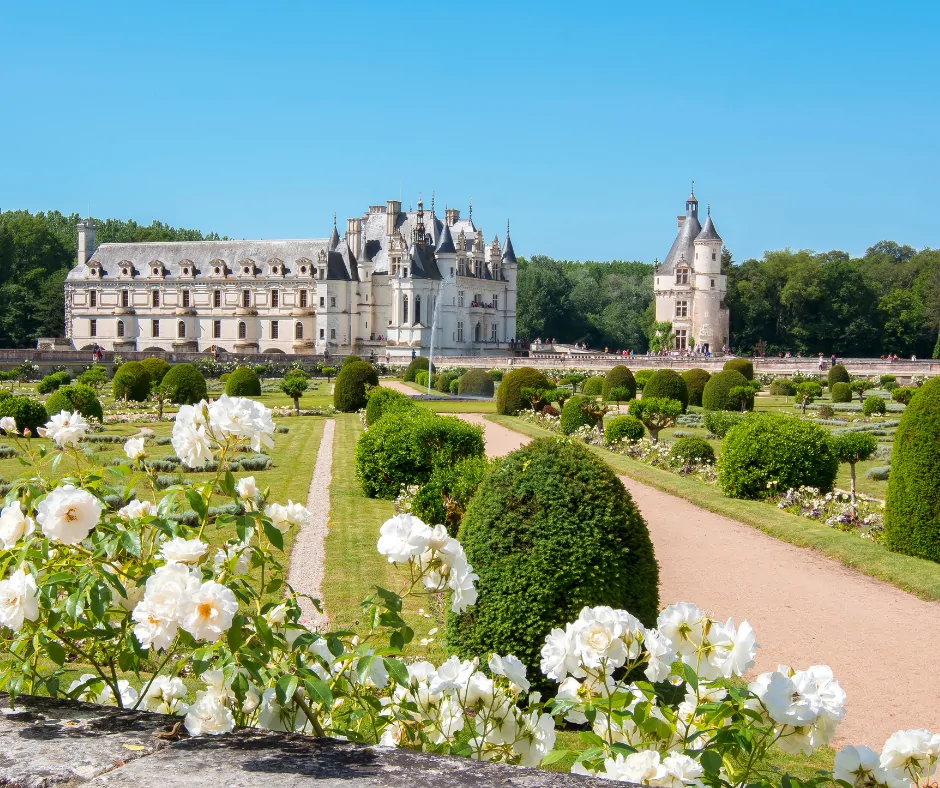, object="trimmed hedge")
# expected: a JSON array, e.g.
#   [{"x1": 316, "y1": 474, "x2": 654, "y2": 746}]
[
  {"x1": 496, "y1": 367, "x2": 552, "y2": 415},
  {"x1": 45, "y1": 383, "x2": 103, "y2": 421},
  {"x1": 604, "y1": 415, "x2": 645, "y2": 443},
  {"x1": 457, "y1": 368, "x2": 495, "y2": 397},
  {"x1": 448, "y1": 438, "x2": 659, "y2": 691},
  {"x1": 702, "y1": 369, "x2": 751, "y2": 411},
  {"x1": 682, "y1": 369, "x2": 711, "y2": 407},
  {"x1": 723, "y1": 358, "x2": 754, "y2": 380},
  {"x1": 830, "y1": 382, "x2": 852, "y2": 403},
  {"x1": 37, "y1": 371, "x2": 71, "y2": 395},
  {"x1": 403, "y1": 356, "x2": 433, "y2": 382},
  {"x1": 718, "y1": 413, "x2": 839, "y2": 499},
  {"x1": 161, "y1": 364, "x2": 207, "y2": 405},
  {"x1": 415, "y1": 370, "x2": 429, "y2": 387},
  {"x1": 703, "y1": 410, "x2": 746, "y2": 438},
  {"x1": 334, "y1": 361, "x2": 378, "y2": 412},
  {"x1": 669, "y1": 436, "x2": 715, "y2": 465},
  {"x1": 581, "y1": 377, "x2": 604, "y2": 397},
  {"x1": 862, "y1": 395, "x2": 887, "y2": 416},
  {"x1": 436, "y1": 370, "x2": 460, "y2": 394},
  {"x1": 225, "y1": 367, "x2": 262, "y2": 397},
  {"x1": 828, "y1": 364, "x2": 850, "y2": 387},
  {"x1": 364, "y1": 387, "x2": 417, "y2": 426},
  {"x1": 112, "y1": 362, "x2": 151, "y2": 402},
  {"x1": 642, "y1": 369, "x2": 689, "y2": 412},
  {"x1": 602, "y1": 366, "x2": 637, "y2": 402},
  {"x1": 0, "y1": 397, "x2": 49, "y2": 434},
  {"x1": 354, "y1": 410, "x2": 484, "y2": 498},
  {"x1": 140, "y1": 358, "x2": 171, "y2": 387},
  {"x1": 410, "y1": 456, "x2": 490, "y2": 537},
  {"x1": 885, "y1": 379, "x2": 940, "y2": 561},
  {"x1": 559, "y1": 395, "x2": 594, "y2": 435},
  {"x1": 892, "y1": 387, "x2": 918, "y2": 404}
]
